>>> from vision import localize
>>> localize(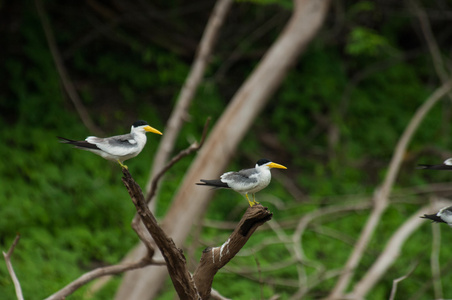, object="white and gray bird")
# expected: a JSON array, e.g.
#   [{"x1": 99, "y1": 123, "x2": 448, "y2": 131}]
[
  {"x1": 196, "y1": 159, "x2": 287, "y2": 207},
  {"x1": 417, "y1": 158, "x2": 452, "y2": 170},
  {"x1": 58, "y1": 120, "x2": 162, "y2": 169},
  {"x1": 421, "y1": 206, "x2": 452, "y2": 227}
]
